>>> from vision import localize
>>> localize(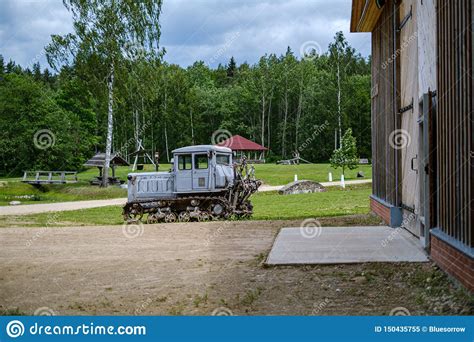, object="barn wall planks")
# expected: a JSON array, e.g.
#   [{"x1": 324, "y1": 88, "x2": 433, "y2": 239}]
[
  {"x1": 417, "y1": 1, "x2": 437, "y2": 97},
  {"x1": 436, "y1": 0, "x2": 473, "y2": 248},
  {"x1": 371, "y1": 0, "x2": 400, "y2": 207}
]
